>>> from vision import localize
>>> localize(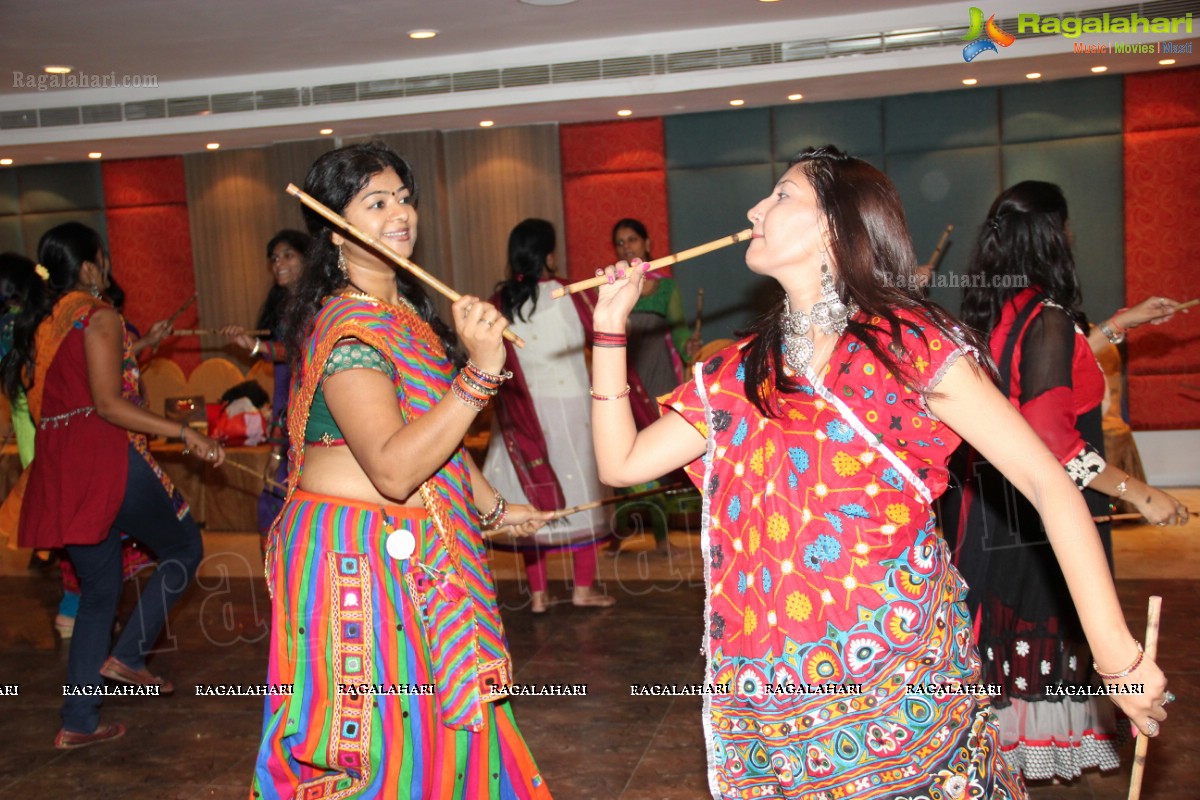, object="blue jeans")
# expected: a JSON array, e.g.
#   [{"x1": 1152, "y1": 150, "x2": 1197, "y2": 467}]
[{"x1": 61, "y1": 443, "x2": 204, "y2": 733}]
